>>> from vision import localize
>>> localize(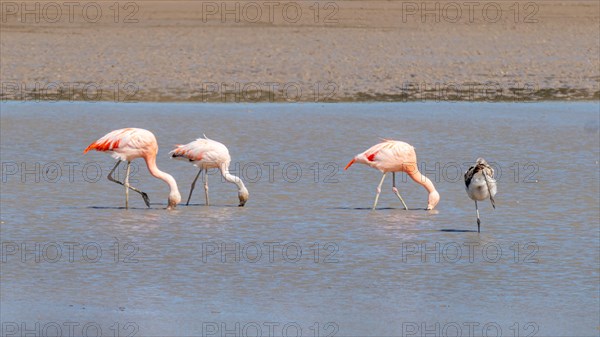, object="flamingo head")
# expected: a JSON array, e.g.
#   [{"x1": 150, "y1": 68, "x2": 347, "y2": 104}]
[
  {"x1": 167, "y1": 191, "x2": 182, "y2": 210},
  {"x1": 238, "y1": 187, "x2": 249, "y2": 207},
  {"x1": 427, "y1": 190, "x2": 440, "y2": 210}
]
